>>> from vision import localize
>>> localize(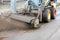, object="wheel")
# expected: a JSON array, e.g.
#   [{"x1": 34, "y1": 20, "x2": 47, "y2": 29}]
[
  {"x1": 28, "y1": 23, "x2": 34, "y2": 29},
  {"x1": 50, "y1": 7, "x2": 56, "y2": 19},
  {"x1": 42, "y1": 9, "x2": 51, "y2": 22},
  {"x1": 28, "y1": 18, "x2": 39, "y2": 29}
]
